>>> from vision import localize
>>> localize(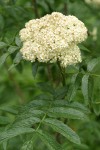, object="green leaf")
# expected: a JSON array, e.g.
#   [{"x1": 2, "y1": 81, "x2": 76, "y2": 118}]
[
  {"x1": 20, "y1": 99, "x2": 89, "y2": 117},
  {"x1": 37, "y1": 82, "x2": 55, "y2": 95},
  {"x1": 87, "y1": 58, "x2": 100, "y2": 72},
  {"x1": 8, "y1": 52, "x2": 22, "y2": 71},
  {"x1": 13, "y1": 52, "x2": 22, "y2": 64},
  {"x1": 48, "y1": 107, "x2": 88, "y2": 120},
  {"x1": 53, "y1": 101, "x2": 90, "y2": 113},
  {"x1": 74, "y1": 143, "x2": 89, "y2": 150},
  {"x1": 88, "y1": 76, "x2": 94, "y2": 102},
  {"x1": 34, "y1": 94, "x2": 52, "y2": 100},
  {"x1": 15, "y1": 36, "x2": 22, "y2": 47},
  {"x1": 13, "y1": 117, "x2": 40, "y2": 128},
  {"x1": 82, "y1": 74, "x2": 89, "y2": 105},
  {"x1": 69, "y1": 102, "x2": 90, "y2": 113},
  {"x1": 4, "y1": 30, "x2": 17, "y2": 44},
  {"x1": 67, "y1": 74, "x2": 80, "y2": 101},
  {"x1": 62, "y1": 142, "x2": 89, "y2": 150},
  {"x1": 54, "y1": 86, "x2": 67, "y2": 99},
  {"x1": 44, "y1": 118, "x2": 81, "y2": 145},
  {"x1": 16, "y1": 109, "x2": 44, "y2": 121},
  {"x1": 78, "y1": 45, "x2": 90, "y2": 52},
  {"x1": 29, "y1": 109, "x2": 44, "y2": 116},
  {"x1": 0, "y1": 53, "x2": 9, "y2": 67},
  {"x1": 32, "y1": 61, "x2": 38, "y2": 77},
  {"x1": 0, "y1": 116, "x2": 11, "y2": 125},
  {"x1": 62, "y1": 142, "x2": 73, "y2": 150},
  {"x1": 21, "y1": 133, "x2": 37, "y2": 150},
  {"x1": 0, "y1": 106, "x2": 18, "y2": 114},
  {"x1": 3, "y1": 141, "x2": 7, "y2": 150},
  {"x1": 0, "y1": 42, "x2": 7, "y2": 49},
  {"x1": 29, "y1": 99, "x2": 50, "y2": 107},
  {"x1": 19, "y1": 100, "x2": 50, "y2": 112},
  {"x1": 21, "y1": 140, "x2": 34, "y2": 150},
  {"x1": 93, "y1": 104, "x2": 100, "y2": 116},
  {"x1": 8, "y1": 46, "x2": 19, "y2": 54},
  {"x1": 8, "y1": 64, "x2": 17, "y2": 71},
  {"x1": 37, "y1": 130, "x2": 62, "y2": 150},
  {"x1": 0, "y1": 128, "x2": 35, "y2": 143}
]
